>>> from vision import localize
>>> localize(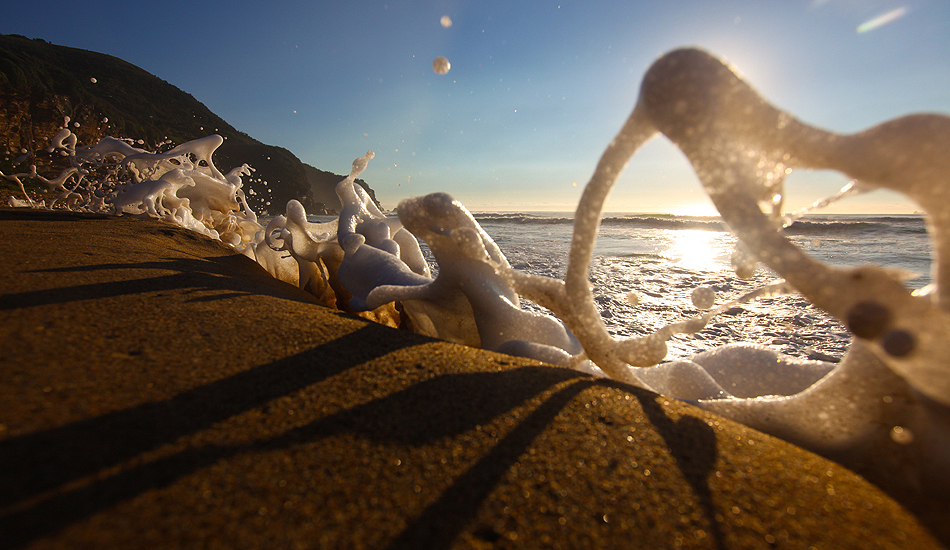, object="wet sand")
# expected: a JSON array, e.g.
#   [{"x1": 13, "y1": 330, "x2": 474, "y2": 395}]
[{"x1": 0, "y1": 208, "x2": 943, "y2": 549}]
